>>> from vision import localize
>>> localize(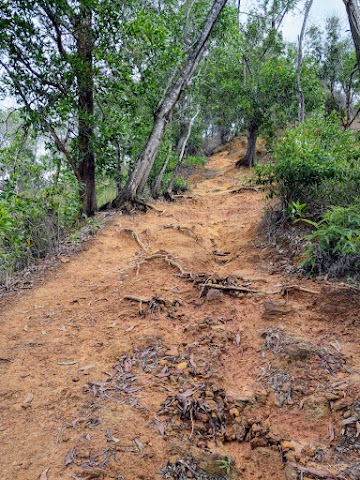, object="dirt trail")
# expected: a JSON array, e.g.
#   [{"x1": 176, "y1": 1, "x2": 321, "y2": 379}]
[{"x1": 1, "y1": 139, "x2": 360, "y2": 480}]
